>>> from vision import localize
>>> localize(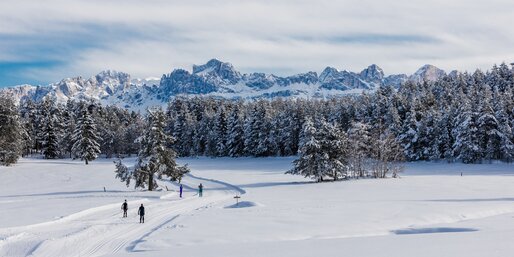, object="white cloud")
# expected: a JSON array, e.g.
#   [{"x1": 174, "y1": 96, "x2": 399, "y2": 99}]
[{"x1": 0, "y1": 0, "x2": 513, "y2": 85}]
